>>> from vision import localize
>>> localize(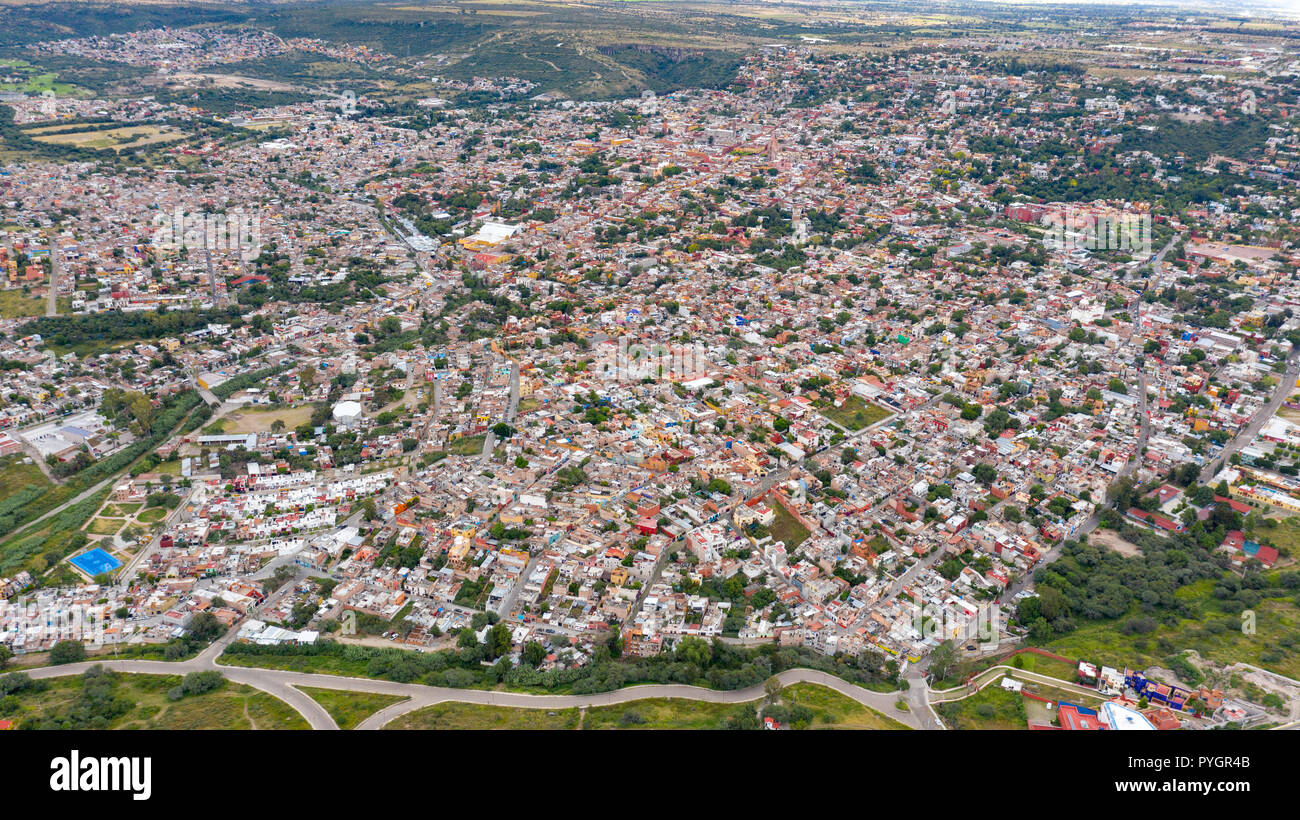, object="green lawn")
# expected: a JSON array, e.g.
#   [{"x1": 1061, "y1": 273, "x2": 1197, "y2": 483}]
[
  {"x1": 297, "y1": 686, "x2": 408, "y2": 730},
  {"x1": 822, "y1": 394, "x2": 892, "y2": 431},
  {"x1": 769, "y1": 501, "x2": 811, "y2": 549},
  {"x1": 388, "y1": 701, "x2": 580, "y2": 730},
  {"x1": 137, "y1": 507, "x2": 168, "y2": 523}
]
